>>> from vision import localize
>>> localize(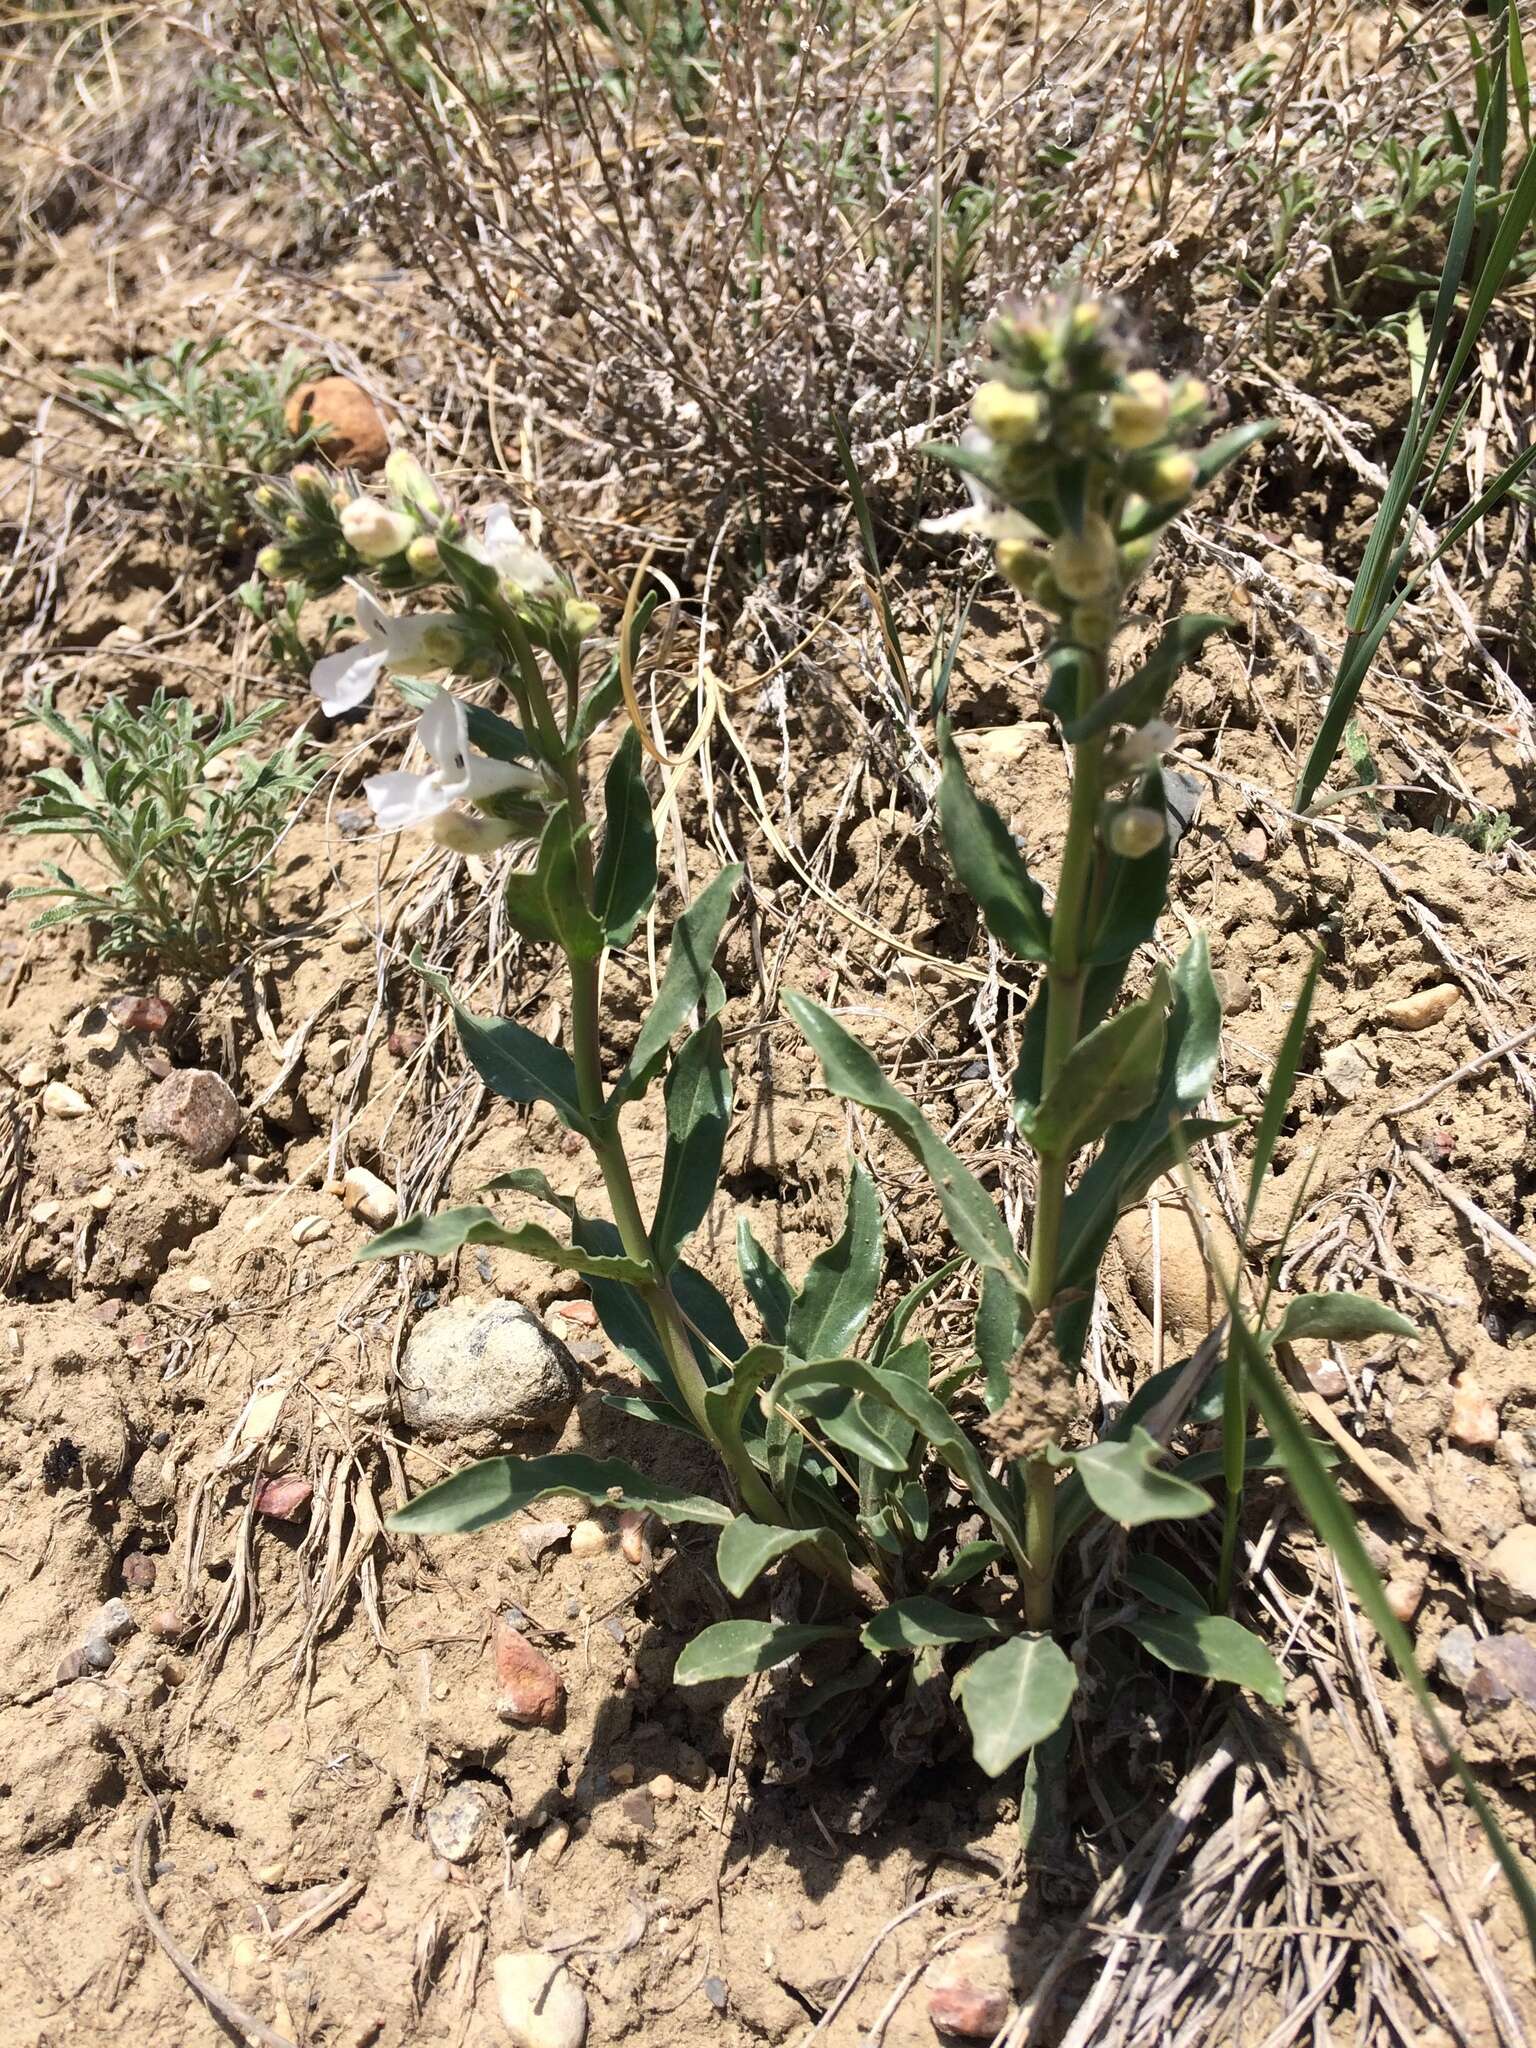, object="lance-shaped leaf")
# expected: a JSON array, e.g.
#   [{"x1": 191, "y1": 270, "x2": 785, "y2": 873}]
[
  {"x1": 786, "y1": 1161, "x2": 882, "y2": 1361},
  {"x1": 1125, "y1": 1612, "x2": 1285, "y2": 1706},
  {"x1": 1064, "y1": 615, "x2": 1231, "y2": 743},
  {"x1": 651, "y1": 1020, "x2": 732, "y2": 1270},
  {"x1": 387, "y1": 1452, "x2": 733, "y2": 1536},
  {"x1": 1088, "y1": 766, "x2": 1172, "y2": 965},
  {"x1": 1272, "y1": 1292, "x2": 1416, "y2": 1344},
  {"x1": 612, "y1": 865, "x2": 741, "y2": 1106},
  {"x1": 673, "y1": 1620, "x2": 847, "y2": 1686},
  {"x1": 861, "y1": 1596, "x2": 1004, "y2": 1652},
  {"x1": 716, "y1": 1516, "x2": 838, "y2": 1597},
  {"x1": 1070, "y1": 1425, "x2": 1215, "y2": 1527},
  {"x1": 701, "y1": 1343, "x2": 784, "y2": 1446},
  {"x1": 936, "y1": 720, "x2": 1050, "y2": 961},
  {"x1": 414, "y1": 952, "x2": 587, "y2": 1133},
  {"x1": 737, "y1": 1219, "x2": 794, "y2": 1345},
  {"x1": 955, "y1": 1634, "x2": 1077, "y2": 1777},
  {"x1": 1125, "y1": 1555, "x2": 1210, "y2": 1617},
  {"x1": 593, "y1": 726, "x2": 657, "y2": 947},
  {"x1": 357, "y1": 1203, "x2": 652, "y2": 1283},
  {"x1": 786, "y1": 993, "x2": 1027, "y2": 1298},
  {"x1": 1022, "y1": 969, "x2": 1169, "y2": 1159},
  {"x1": 535, "y1": 803, "x2": 604, "y2": 961},
  {"x1": 930, "y1": 1539, "x2": 1008, "y2": 1590}
]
